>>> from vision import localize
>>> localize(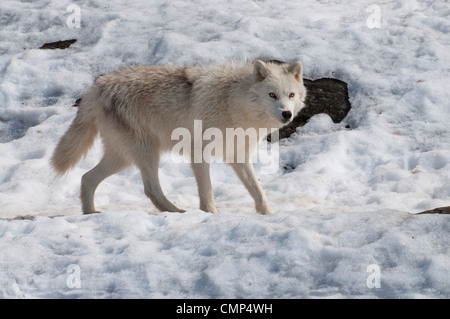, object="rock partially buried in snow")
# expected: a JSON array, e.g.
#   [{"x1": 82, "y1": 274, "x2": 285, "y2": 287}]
[
  {"x1": 39, "y1": 39, "x2": 77, "y2": 50},
  {"x1": 416, "y1": 206, "x2": 450, "y2": 214},
  {"x1": 302, "y1": 78, "x2": 352, "y2": 124}
]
